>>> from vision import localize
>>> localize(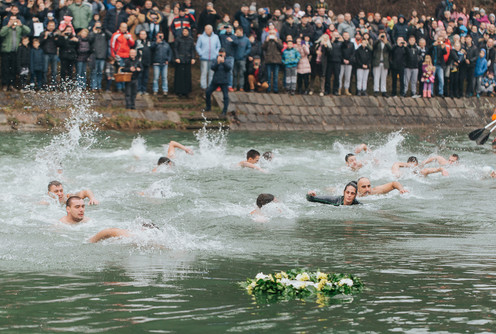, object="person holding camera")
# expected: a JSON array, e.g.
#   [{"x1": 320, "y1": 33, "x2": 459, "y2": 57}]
[
  {"x1": 151, "y1": 32, "x2": 173, "y2": 96},
  {"x1": 89, "y1": 21, "x2": 109, "y2": 91},
  {"x1": 204, "y1": 48, "x2": 231, "y2": 116},
  {"x1": 197, "y1": 2, "x2": 220, "y2": 34},
  {"x1": 57, "y1": 25, "x2": 79, "y2": 82},
  {"x1": 110, "y1": 22, "x2": 135, "y2": 91},
  {"x1": 40, "y1": 20, "x2": 59, "y2": 86},
  {"x1": 372, "y1": 26, "x2": 392, "y2": 97},
  {"x1": 428, "y1": 35, "x2": 447, "y2": 97},
  {"x1": 262, "y1": 28, "x2": 283, "y2": 93},
  {"x1": 0, "y1": 15, "x2": 30, "y2": 91},
  {"x1": 390, "y1": 36, "x2": 407, "y2": 97}
]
